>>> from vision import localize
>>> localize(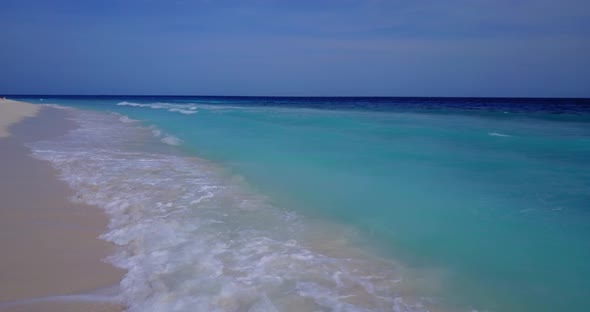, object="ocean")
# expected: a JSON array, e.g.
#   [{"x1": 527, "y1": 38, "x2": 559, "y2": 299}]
[{"x1": 14, "y1": 96, "x2": 590, "y2": 312}]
